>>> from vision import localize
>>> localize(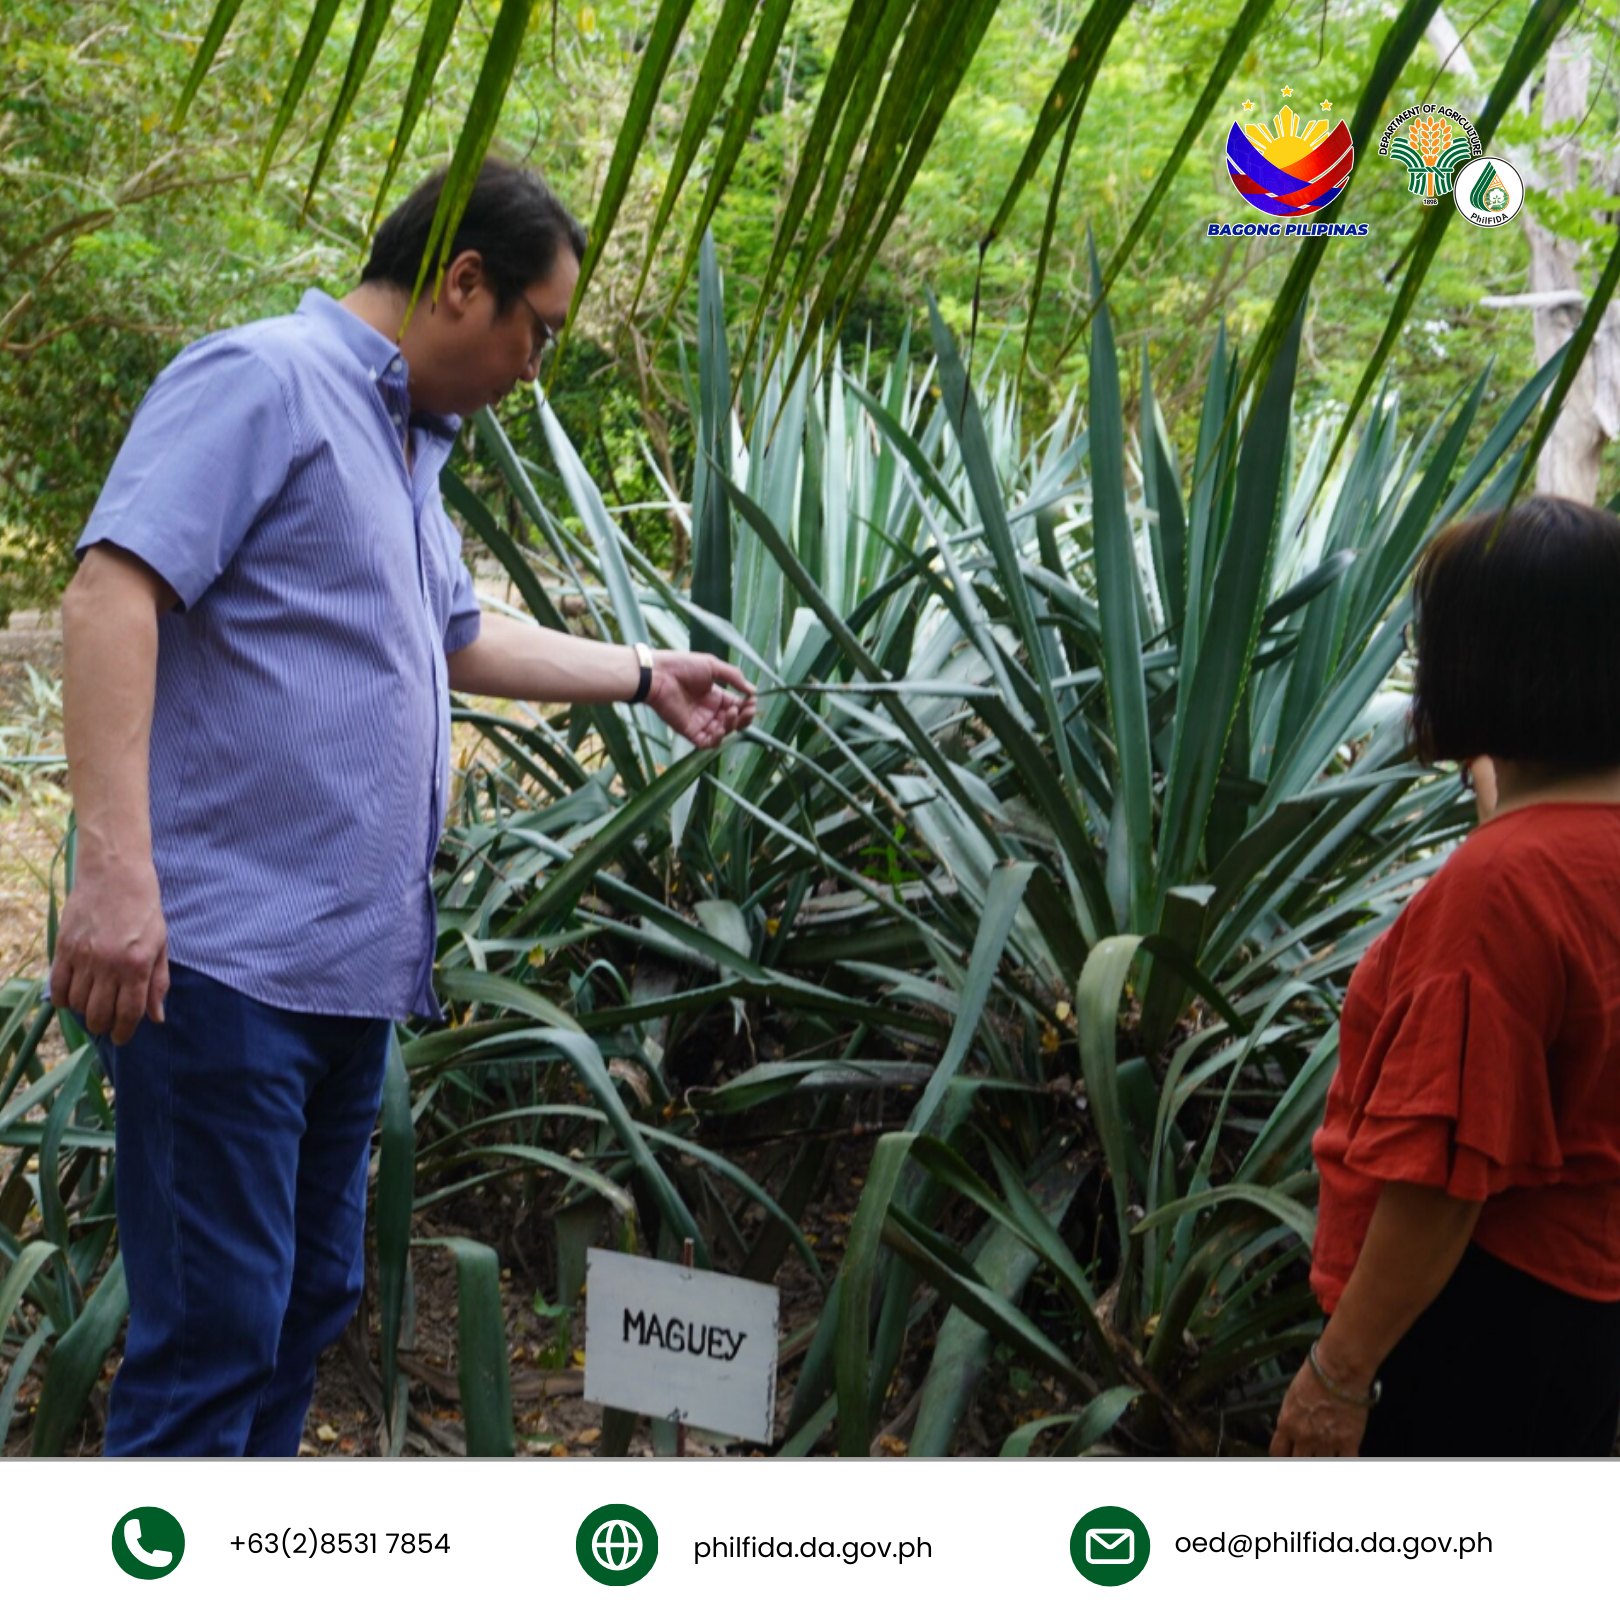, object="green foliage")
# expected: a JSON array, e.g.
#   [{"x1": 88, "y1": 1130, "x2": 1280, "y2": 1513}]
[
  {"x1": 365, "y1": 253, "x2": 1543, "y2": 1456},
  {"x1": 9, "y1": 0, "x2": 1615, "y2": 616}
]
